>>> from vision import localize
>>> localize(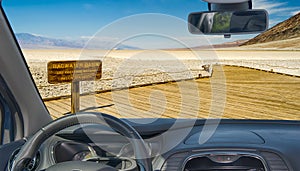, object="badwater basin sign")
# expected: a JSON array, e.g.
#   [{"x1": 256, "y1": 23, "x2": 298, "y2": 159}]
[
  {"x1": 47, "y1": 60, "x2": 102, "y2": 84},
  {"x1": 47, "y1": 60, "x2": 102, "y2": 113}
]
